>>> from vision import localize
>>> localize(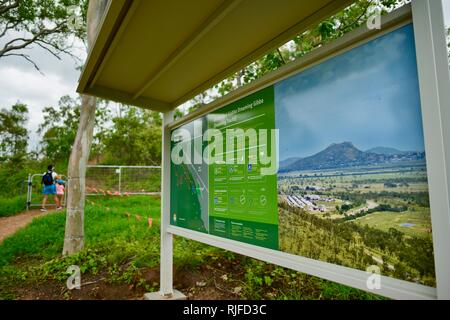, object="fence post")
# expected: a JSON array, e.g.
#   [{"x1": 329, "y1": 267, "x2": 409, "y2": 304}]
[
  {"x1": 26, "y1": 173, "x2": 31, "y2": 210},
  {"x1": 118, "y1": 166, "x2": 122, "y2": 194},
  {"x1": 64, "y1": 174, "x2": 68, "y2": 207}
]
